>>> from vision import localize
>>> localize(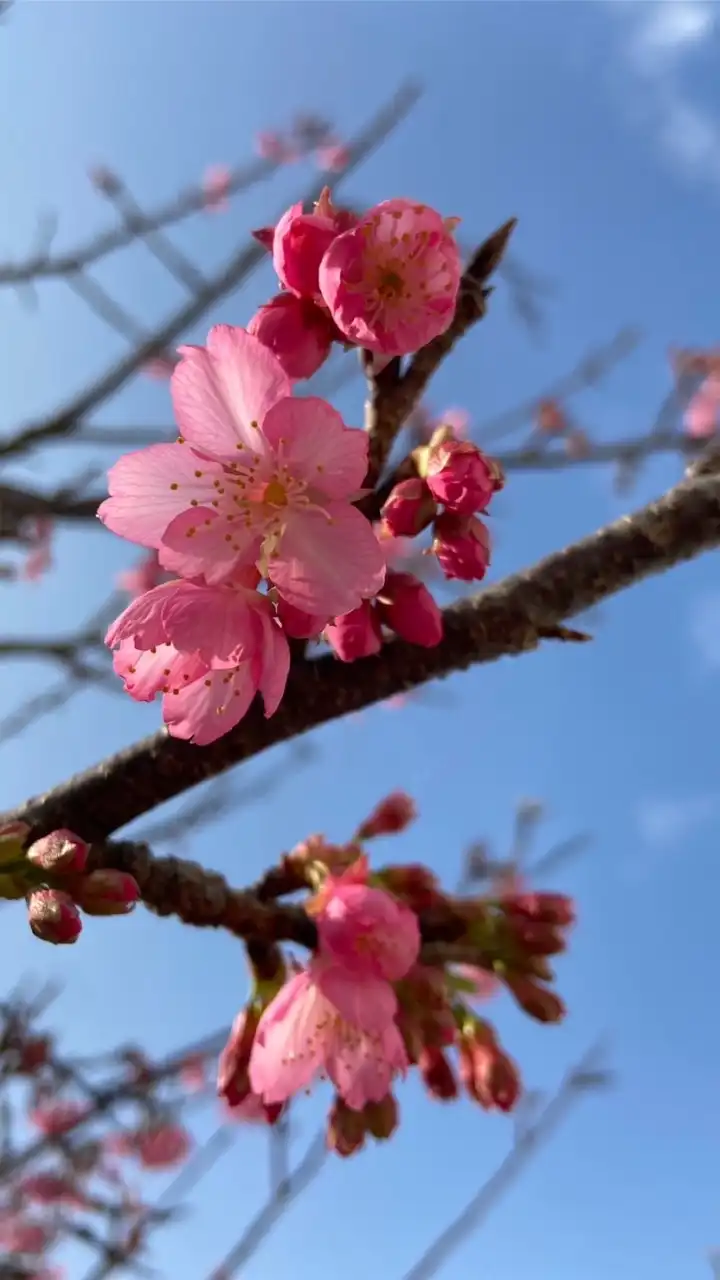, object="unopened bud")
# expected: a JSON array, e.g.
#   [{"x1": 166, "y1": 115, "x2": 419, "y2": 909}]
[
  {"x1": 504, "y1": 973, "x2": 566, "y2": 1023},
  {"x1": 74, "y1": 870, "x2": 139, "y2": 916},
  {"x1": 363, "y1": 1092, "x2": 399, "y2": 1139},
  {"x1": 28, "y1": 889, "x2": 82, "y2": 945},
  {"x1": 218, "y1": 1008, "x2": 260, "y2": 1109},
  {"x1": 381, "y1": 478, "x2": 437, "y2": 538},
  {"x1": 426, "y1": 438, "x2": 502, "y2": 515},
  {"x1": 376, "y1": 572, "x2": 443, "y2": 648},
  {"x1": 419, "y1": 1046, "x2": 458, "y2": 1100},
  {"x1": 432, "y1": 512, "x2": 491, "y2": 582},
  {"x1": 459, "y1": 1036, "x2": 521, "y2": 1112},
  {"x1": 357, "y1": 791, "x2": 417, "y2": 839},
  {"x1": 502, "y1": 892, "x2": 575, "y2": 928},
  {"x1": 26, "y1": 829, "x2": 88, "y2": 875},
  {"x1": 326, "y1": 1097, "x2": 366, "y2": 1157},
  {"x1": 375, "y1": 862, "x2": 441, "y2": 911},
  {"x1": 325, "y1": 602, "x2": 383, "y2": 662}
]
